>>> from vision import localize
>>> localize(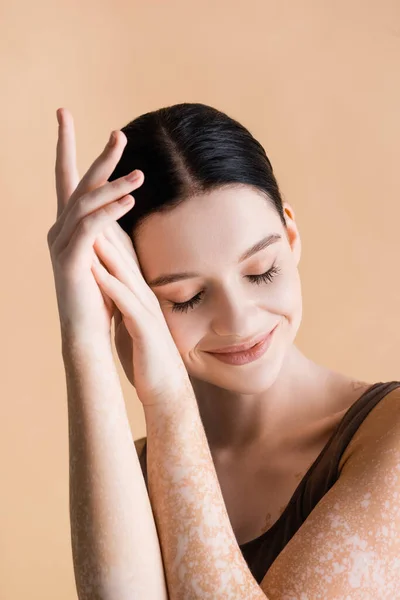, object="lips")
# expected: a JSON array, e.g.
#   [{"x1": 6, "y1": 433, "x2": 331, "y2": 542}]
[{"x1": 206, "y1": 325, "x2": 278, "y2": 354}]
